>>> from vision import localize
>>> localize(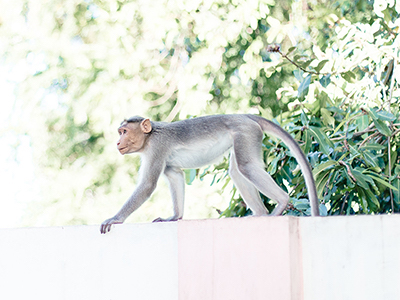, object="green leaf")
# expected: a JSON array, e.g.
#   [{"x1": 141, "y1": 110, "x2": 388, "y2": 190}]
[
  {"x1": 319, "y1": 74, "x2": 331, "y2": 87},
  {"x1": 356, "y1": 115, "x2": 369, "y2": 132},
  {"x1": 369, "y1": 108, "x2": 396, "y2": 121},
  {"x1": 321, "y1": 107, "x2": 335, "y2": 127},
  {"x1": 294, "y1": 202, "x2": 310, "y2": 210},
  {"x1": 308, "y1": 126, "x2": 334, "y2": 155},
  {"x1": 210, "y1": 174, "x2": 217, "y2": 185},
  {"x1": 361, "y1": 150, "x2": 379, "y2": 167},
  {"x1": 368, "y1": 108, "x2": 379, "y2": 120},
  {"x1": 293, "y1": 55, "x2": 309, "y2": 65},
  {"x1": 360, "y1": 143, "x2": 386, "y2": 151},
  {"x1": 341, "y1": 71, "x2": 356, "y2": 83},
  {"x1": 319, "y1": 90, "x2": 334, "y2": 106},
  {"x1": 351, "y1": 168, "x2": 370, "y2": 189},
  {"x1": 300, "y1": 110, "x2": 308, "y2": 126},
  {"x1": 280, "y1": 165, "x2": 292, "y2": 180},
  {"x1": 315, "y1": 60, "x2": 329, "y2": 73},
  {"x1": 373, "y1": 119, "x2": 392, "y2": 136},
  {"x1": 366, "y1": 173, "x2": 399, "y2": 191},
  {"x1": 346, "y1": 194, "x2": 353, "y2": 215},
  {"x1": 312, "y1": 160, "x2": 337, "y2": 177},
  {"x1": 268, "y1": 157, "x2": 279, "y2": 175},
  {"x1": 348, "y1": 144, "x2": 360, "y2": 158},
  {"x1": 293, "y1": 69, "x2": 304, "y2": 82},
  {"x1": 299, "y1": 59, "x2": 314, "y2": 69},
  {"x1": 376, "y1": 111, "x2": 396, "y2": 121},
  {"x1": 365, "y1": 189, "x2": 380, "y2": 209},
  {"x1": 184, "y1": 169, "x2": 197, "y2": 185},
  {"x1": 368, "y1": 108, "x2": 394, "y2": 136},
  {"x1": 369, "y1": 109, "x2": 392, "y2": 136},
  {"x1": 319, "y1": 203, "x2": 328, "y2": 216},
  {"x1": 298, "y1": 74, "x2": 311, "y2": 100},
  {"x1": 393, "y1": 178, "x2": 400, "y2": 204},
  {"x1": 356, "y1": 187, "x2": 366, "y2": 211},
  {"x1": 276, "y1": 60, "x2": 291, "y2": 68},
  {"x1": 332, "y1": 118, "x2": 347, "y2": 136},
  {"x1": 342, "y1": 170, "x2": 355, "y2": 188},
  {"x1": 287, "y1": 46, "x2": 296, "y2": 55},
  {"x1": 315, "y1": 170, "x2": 332, "y2": 198},
  {"x1": 301, "y1": 129, "x2": 311, "y2": 154},
  {"x1": 221, "y1": 176, "x2": 231, "y2": 189}
]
